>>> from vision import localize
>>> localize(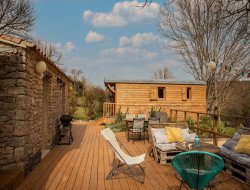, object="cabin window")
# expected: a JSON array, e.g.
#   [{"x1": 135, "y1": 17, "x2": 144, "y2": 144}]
[
  {"x1": 158, "y1": 87, "x2": 165, "y2": 99},
  {"x1": 182, "y1": 87, "x2": 192, "y2": 101},
  {"x1": 186, "y1": 87, "x2": 191, "y2": 99},
  {"x1": 149, "y1": 87, "x2": 165, "y2": 100}
]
